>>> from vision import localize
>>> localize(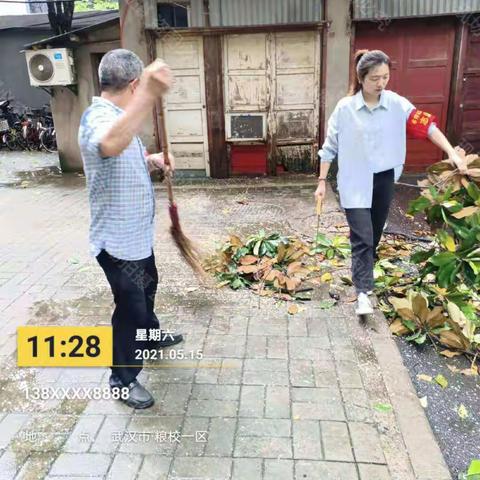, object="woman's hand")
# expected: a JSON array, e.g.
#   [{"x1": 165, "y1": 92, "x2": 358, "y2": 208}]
[
  {"x1": 146, "y1": 152, "x2": 175, "y2": 173},
  {"x1": 449, "y1": 148, "x2": 468, "y2": 175},
  {"x1": 314, "y1": 180, "x2": 326, "y2": 204}
]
